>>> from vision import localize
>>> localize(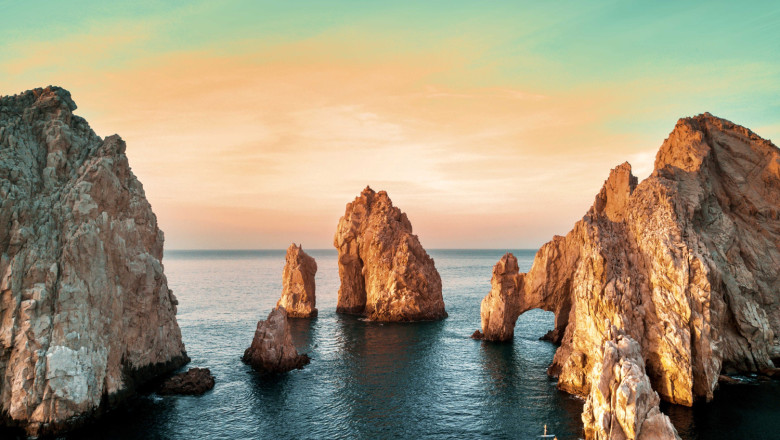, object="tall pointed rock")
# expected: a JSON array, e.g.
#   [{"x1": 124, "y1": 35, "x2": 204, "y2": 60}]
[{"x1": 334, "y1": 187, "x2": 447, "y2": 321}]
